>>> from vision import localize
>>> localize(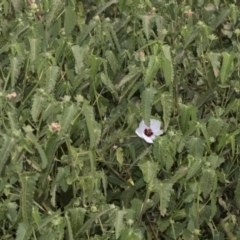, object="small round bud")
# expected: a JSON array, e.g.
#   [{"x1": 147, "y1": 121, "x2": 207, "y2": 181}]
[
  {"x1": 30, "y1": 3, "x2": 38, "y2": 10},
  {"x1": 90, "y1": 206, "x2": 98, "y2": 213}
]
